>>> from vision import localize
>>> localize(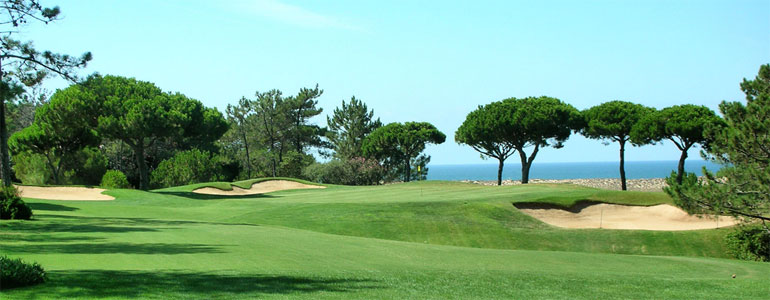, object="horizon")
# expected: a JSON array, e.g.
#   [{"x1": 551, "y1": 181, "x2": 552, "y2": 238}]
[{"x1": 20, "y1": 0, "x2": 770, "y2": 165}]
